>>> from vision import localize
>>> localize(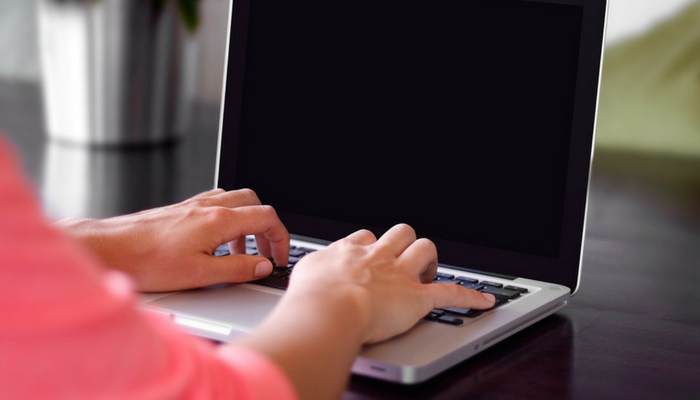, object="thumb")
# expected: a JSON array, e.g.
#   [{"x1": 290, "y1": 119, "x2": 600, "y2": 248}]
[{"x1": 204, "y1": 254, "x2": 274, "y2": 284}]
